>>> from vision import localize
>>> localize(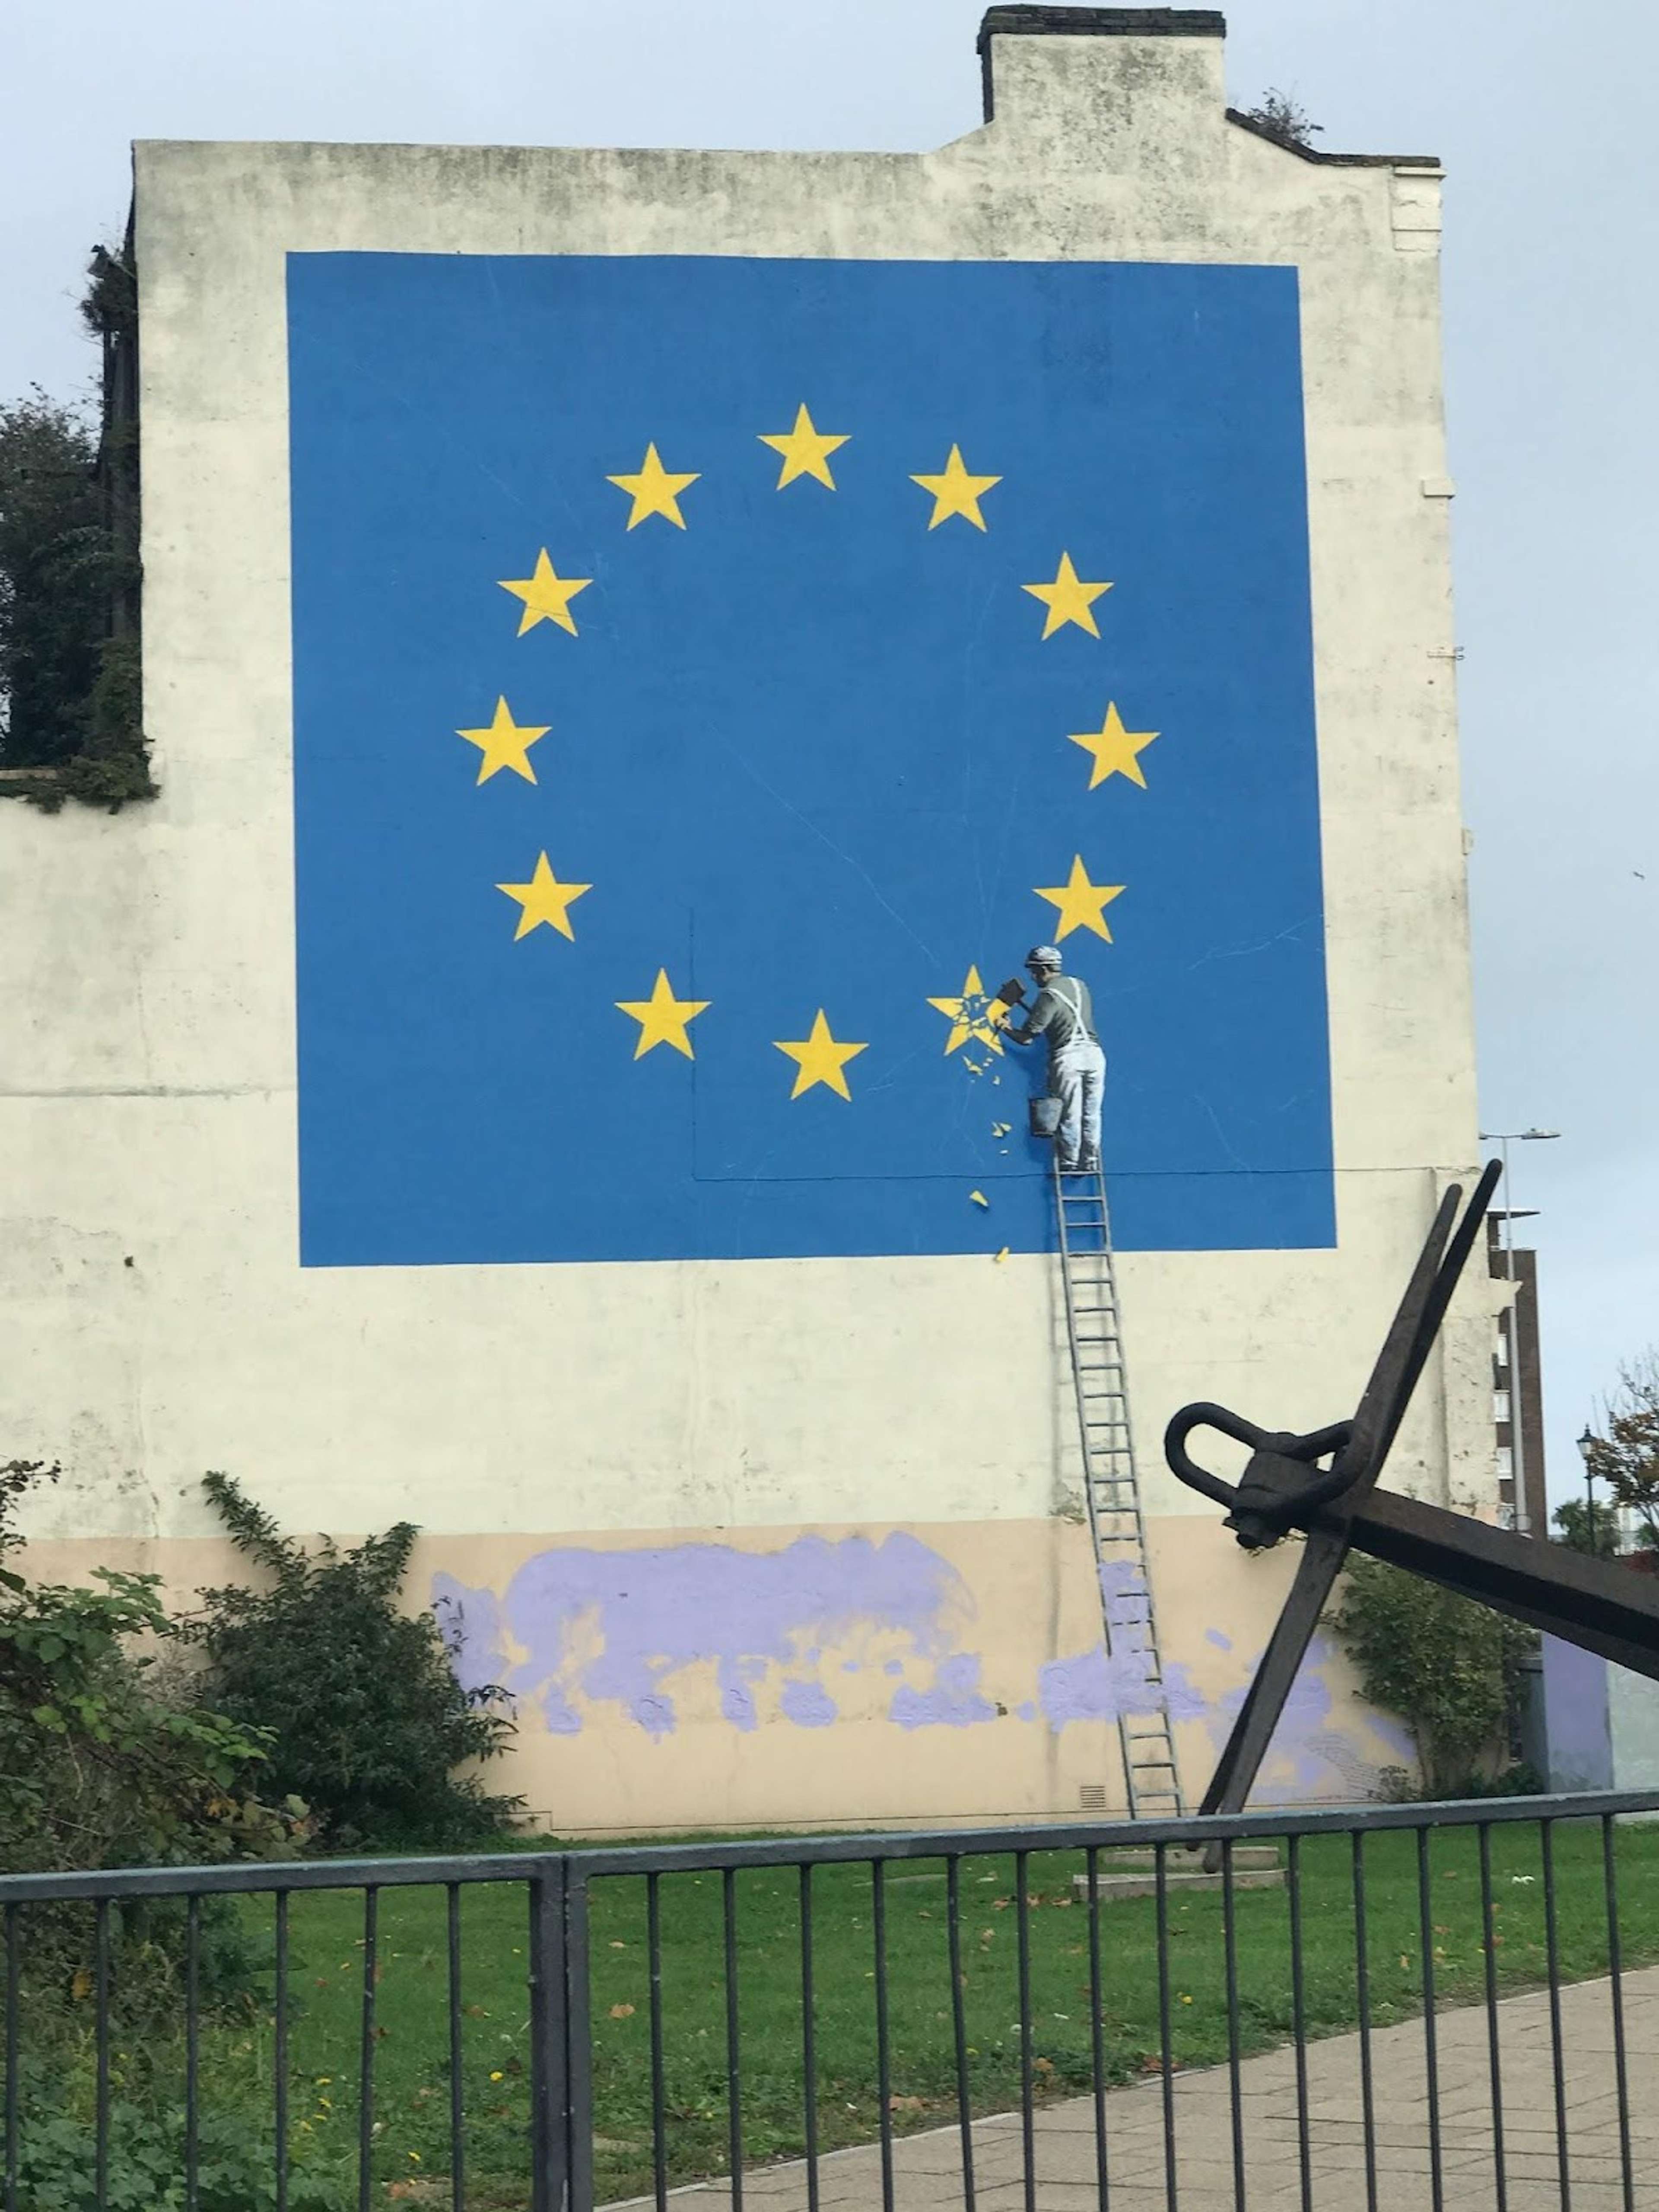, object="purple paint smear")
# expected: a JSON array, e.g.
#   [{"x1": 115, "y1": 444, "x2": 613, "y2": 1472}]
[
  {"x1": 890, "y1": 1654, "x2": 997, "y2": 1731},
  {"x1": 781, "y1": 1680, "x2": 838, "y2": 1728},
  {"x1": 1208, "y1": 1635, "x2": 1413, "y2": 1799},
  {"x1": 1040, "y1": 1646, "x2": 1207, "y2": 1729},
  {"x1": 434, "y1": 1555, "x2": 1403, "y2": 1769},
  {"x1": 434, "y1": 1532, "x2": 977, "y2": 1741}
]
